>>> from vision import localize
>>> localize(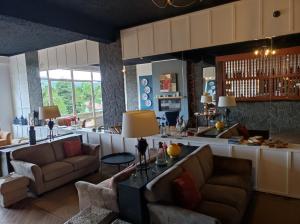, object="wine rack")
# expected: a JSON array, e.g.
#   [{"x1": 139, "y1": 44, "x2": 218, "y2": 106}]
[{"x1": 216, "y1": 46, "x2": 300, "y2": 101}]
